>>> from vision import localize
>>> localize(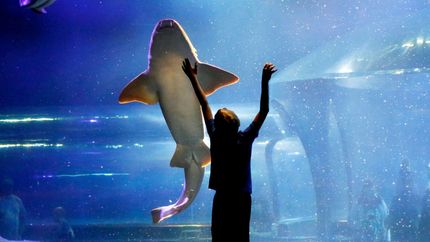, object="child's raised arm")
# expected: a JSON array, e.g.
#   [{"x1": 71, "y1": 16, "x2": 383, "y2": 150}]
[
  {"x1": 253, "y1": 63, "x2": 276, "y2": 130},
  {"x1": 182, "y1": 58, "x2": 214, "y2": 124}
]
